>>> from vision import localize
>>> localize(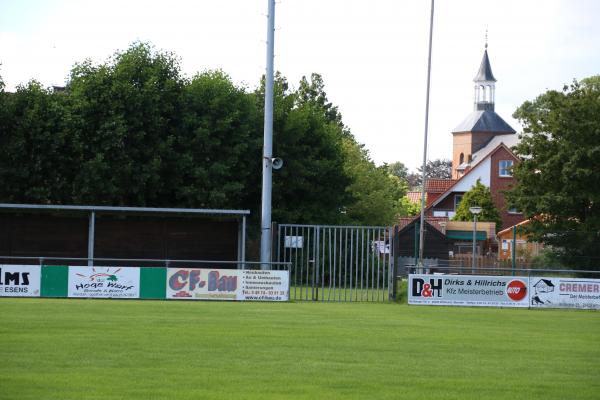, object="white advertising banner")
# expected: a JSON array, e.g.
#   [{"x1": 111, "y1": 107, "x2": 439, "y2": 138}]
[
  {"x1": 166, "y1": 268, "x2": 289, "y2": 301},
  {"x1": 530, "y1": 277, "x2": 600, "y2": 310},
  {"x1": 409, "y1": 274, "x2": 529, "y2": 307},
  {"x1": 0, "y1": 265, "x2": 41, "y2": 297},
  {"x1": 68, "y1": 266, "x2": 140, "y2": 298}
]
